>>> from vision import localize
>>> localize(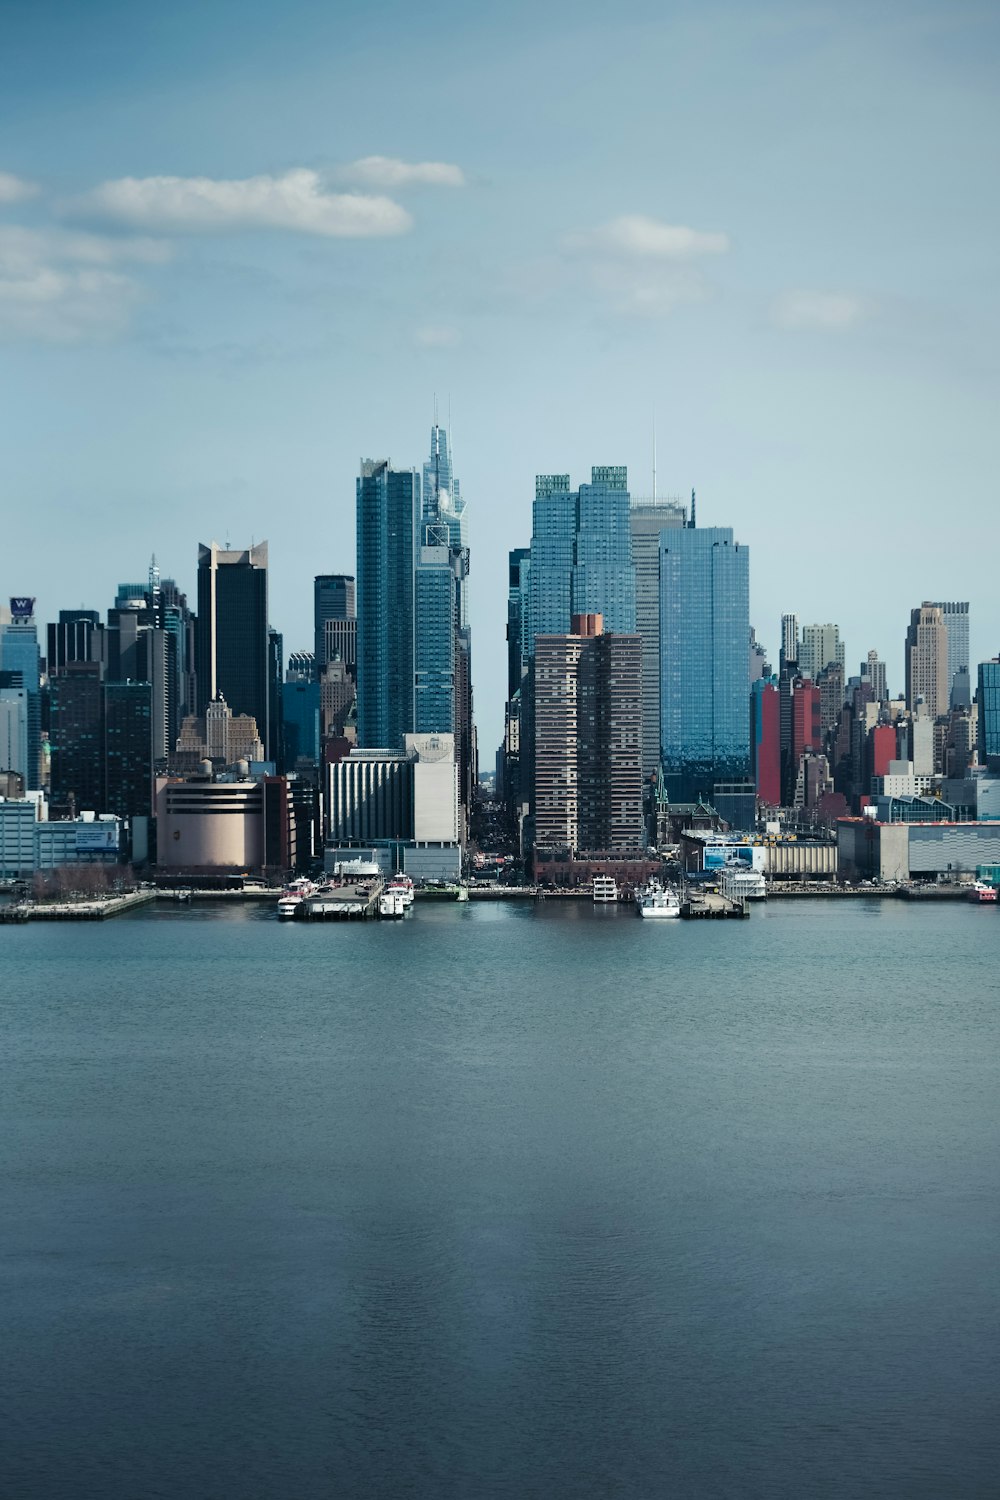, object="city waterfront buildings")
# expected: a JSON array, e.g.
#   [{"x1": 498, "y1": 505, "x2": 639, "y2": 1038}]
[{"x1": 356, "y1": 461, "x2": 418, "y2": 748}]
